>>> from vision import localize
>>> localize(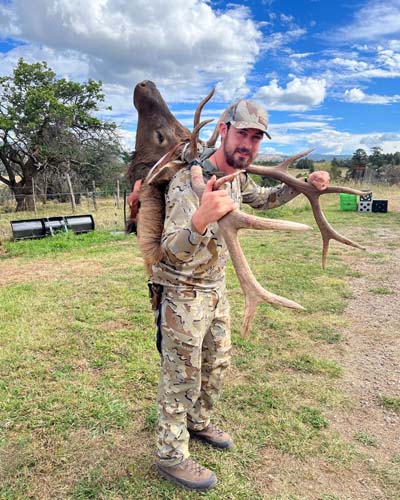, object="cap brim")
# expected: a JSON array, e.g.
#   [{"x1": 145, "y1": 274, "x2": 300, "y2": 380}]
[{"x1": 230, "y1": 120, "x2": 271, "y2": 139}]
